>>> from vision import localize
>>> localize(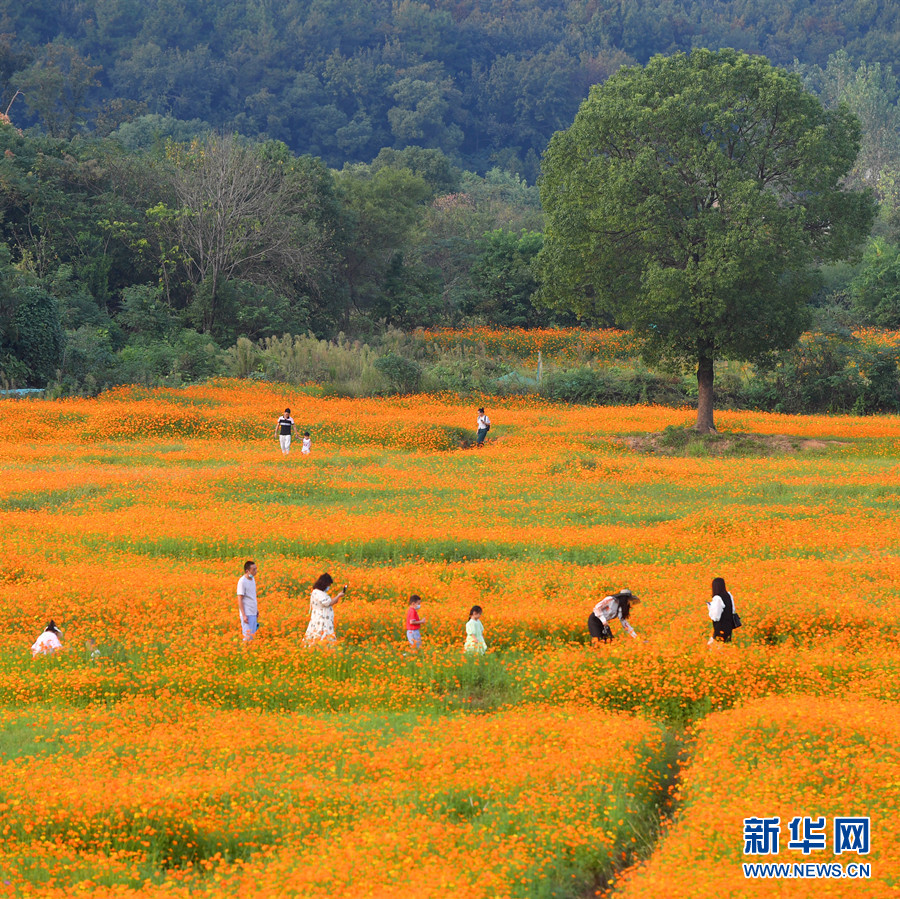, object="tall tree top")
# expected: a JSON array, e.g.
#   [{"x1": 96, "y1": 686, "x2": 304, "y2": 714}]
[{"x1": 538, "y1": 48, "x2": 876, "y2": 430}]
